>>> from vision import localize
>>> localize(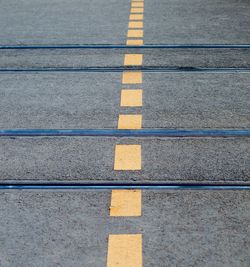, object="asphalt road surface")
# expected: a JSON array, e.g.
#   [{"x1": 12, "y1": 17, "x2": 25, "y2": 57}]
[{"x1": 0, "y1": 0, "x2": 250, "y2": 266}]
